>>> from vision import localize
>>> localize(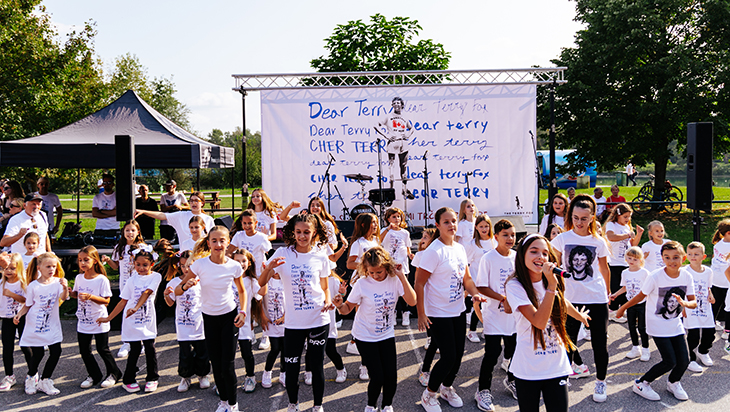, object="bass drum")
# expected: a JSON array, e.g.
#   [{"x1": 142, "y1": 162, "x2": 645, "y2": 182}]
[{"x1": 350, "y1": 203, "x2": 377, "y2": 220}]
